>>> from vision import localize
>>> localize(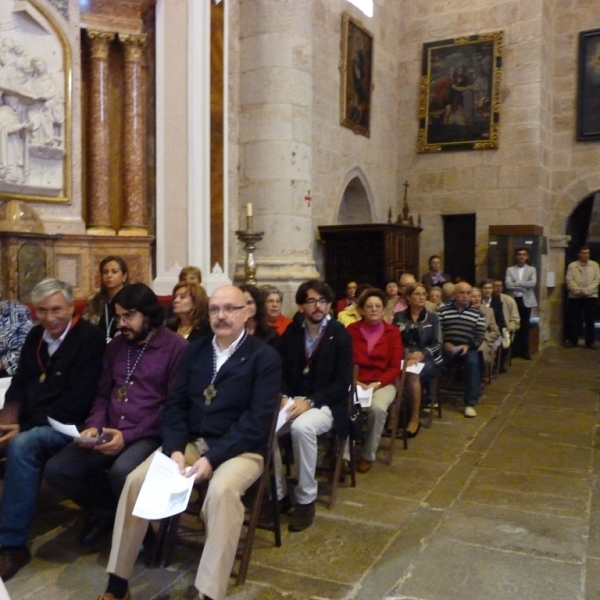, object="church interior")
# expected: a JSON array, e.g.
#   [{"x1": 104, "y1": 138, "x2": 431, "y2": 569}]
[{"x1": 0, "y1": 0, "x2": 599, "y2": 598}]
